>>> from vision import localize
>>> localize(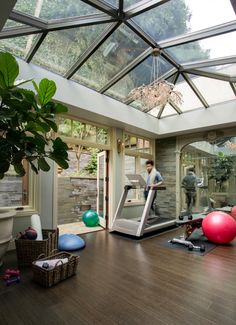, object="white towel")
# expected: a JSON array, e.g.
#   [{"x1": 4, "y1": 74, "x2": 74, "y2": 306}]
[
  {"x1": 35, "y1": 258, "x2": 69, "y2": 269},
  {"x1": 31, "y1": 214, "x2": 43, "y2": 240}
]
